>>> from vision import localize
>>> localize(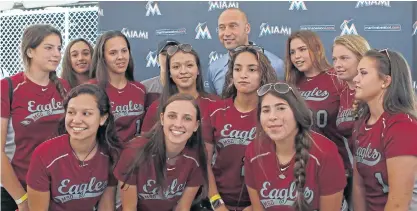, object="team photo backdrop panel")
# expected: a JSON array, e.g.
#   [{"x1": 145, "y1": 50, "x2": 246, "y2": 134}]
[{"x1": 98, "y1": 1, "x2": 416, "y2": 90}]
